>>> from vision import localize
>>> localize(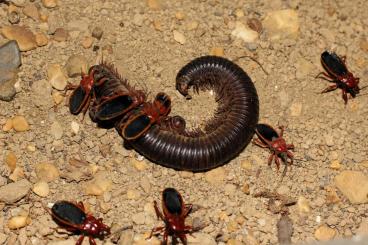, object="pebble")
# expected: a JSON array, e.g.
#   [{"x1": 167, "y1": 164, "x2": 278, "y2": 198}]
[
  {"x1": 147, "y1": 0, "x2": 160, "y2": 10},
  {"x1": 12, "y1": 116, "x2": 30, "y2": 131},
  {"x1": 9, "y1": 166, "x2": 25, "y2": 181},
  {"x1": 173, "y1": 30, "x2": 186, "y2": 45},
  {"x1": 50, "y1": 121, "x2": 63, "y2": 140},
  {"x1": 152, "y1": 20, "x2": 163, "y2": 31},
  {"x1": 187, "y1": 232, "x2": 217, "y2": 245},
  {"x1": 23, "y1": 3, "x2": 39, "y2": 21},
  {"x1": 205, "y1": 167, "x2": 226, "y2": 184},
  {"x1": 8, "y1": 9, "x2": 20, "y2": 24},
  {"x1": 314, "y1": 225, "x2": 337, "y2": 241},
  {"x1": 3, "y1": 118, "x2": 13, "y2": 131},
  {"x1": 175, "y1": 12, "x2": 185, "y2": 20},
  {"x1": 64, "y1": 54, "x2": 88, "y2": 78},
  {"x1": 289, "y1": 102, "x2": 302, "y2": 117},
  {"x1": 132, "y1": 158, "x2": 149, "y2": 171},
  {"x1": 47, "y1": 64, "x2": 68, "y2": 90},
  {"x1": 140, "y1": 176, "x2": 151, "y2": 193},
  {"x1": 31, "y1": 79, "x2": 53, "y2": 107},
  {"x1": 242, "y1": 182, "x2": 250, "y2": 194},
  {"x1": 187, "y1": 21, "x2": 199, "y2": 31},
  {"x1": 35, "y1": 33, "x2": 48, "y2": 47},
  {"x1": 0, "y1": 40, "x2": 21, "y2": 70},
  {"x1": 241, "y1": 160, "x2": 252, "y2": 170},
  {"x1": 35, "y1": 162, "x2": 60, "y2": 182},
  {"x1": 0, "y1": 70, "x2": 17, "y2": 101},
  {"x1": 42, "y1": 0, "x2": 58, "y2": 8},
  {"x1": 1, "y1": 26, "x2": 37, "y2": 51},
  {"x1": 357, "y1": 217, "x2": 368, "y2": 235},
  {"x1": 335, "y1": 171, "x2": 368, "y2": 204},
  {"x1": 329, "y1": 160, "x2": 341, "y2": 170},
  {"x1": 231, "y1": 21, "x2": 259, "y2": 43},
  {"x1": 263, "y1": 9, "x2": 299, "y2": 40},
  {"x1": 53, "y1": 28, "x2": 68, "y2": 42},
  {"x1": 119, "y1": 229, "x2": 134, "y2": 245},
  {"x1": 81, "y1": 36, "x2": 94, "y2": 49},
  {"x1": 52, "y1": 91, "x2": 64, "y2": 105},
  {"x1": 127, "y1": 189, "x2": 141, "y2": 200},
  {"x1": 295, "y1": 58, "x2": 315, "y2": 80},
  {"x1": 92, "y1": 26, "x2": 103, "y2": 40},
  {"x1": 10, "y1": 0, "x2": 25, "y2": 7},
  {"x1": 227, "y1": 239, "x2": 243, "y2": 245},
  {"x1": 32, "y1": 181, "x2": 50, "y2": 197},
  {"x1": 325, "y1": 186, "x2": 340, "y2": 204},
  {"x1": 7, "y1": 215, "x2": 31, "y2": 229},
  {"x1": 210, "y1": 47, "x2": 224, "y2": 56},
  {"x1": 297, "y1": 196, "x2": 311, "y2": 214},
  {"x1": 70, "y1": 121, "x2": 79, "y2": 134},
  {"x1": 224, "y1": 184, "x2": 236, "y2": 196},
  {"x1": 133, "y1": 14, "x2": 144, "y2": 26},
  {"x1": 0, "y1": 179, "x2": 31, "y2": 204},
  {"x1": 132, "y1": 212, "x2": 145, "y2": 225},
  {"x1": 5, "y1": 151, "x2": 17, "y2": 171},
  {"x1": 235, "y1": 9, "x2": 244, "y2": 18},
  {"x1": 84, "y1": 171, "x2": 113, "y2": 196},
  {"x1": 133, "y1": 233, "x2": 161, "y2": 245}
]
